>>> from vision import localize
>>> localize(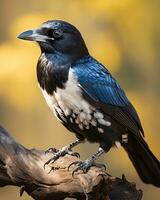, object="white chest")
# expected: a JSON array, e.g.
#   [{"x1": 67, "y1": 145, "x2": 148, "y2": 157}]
[
  {"x1": 41, "y1": 69, "x2": 94, "y2": 117},
  {"x1": 40, "y1": 69, "x2": 111, "y2": 132}
]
